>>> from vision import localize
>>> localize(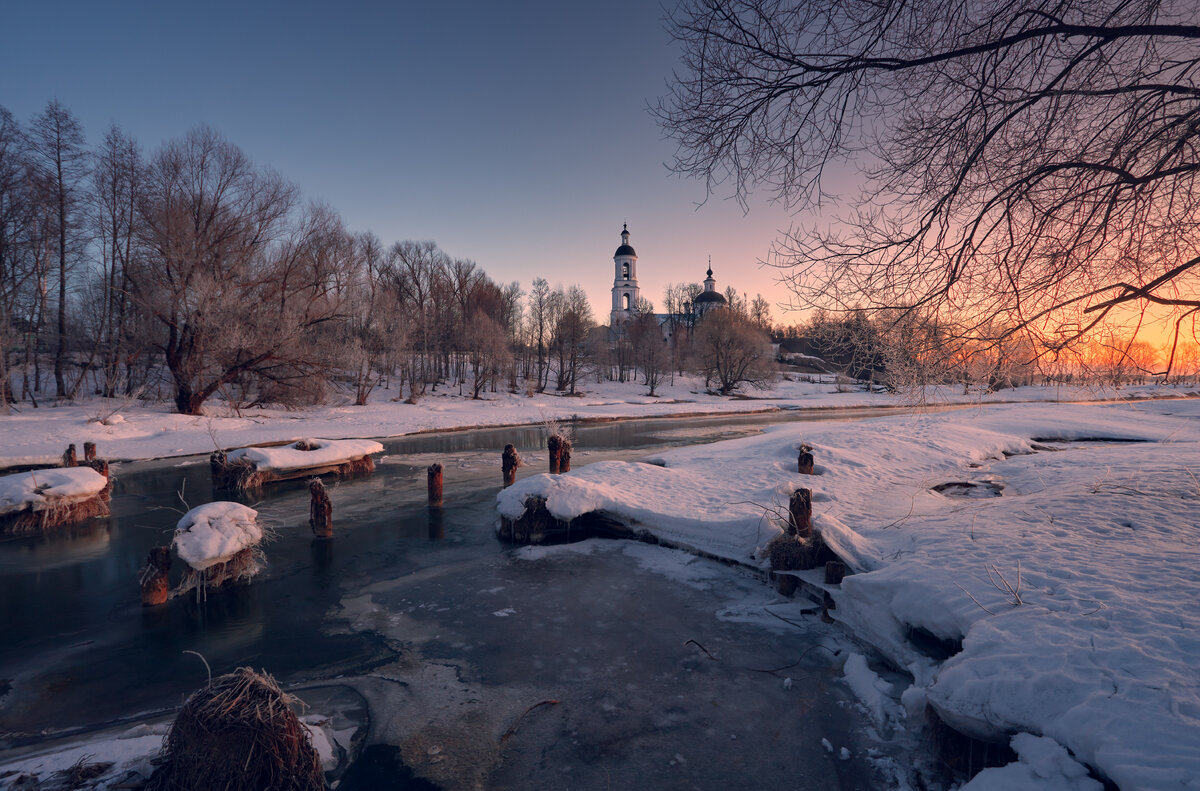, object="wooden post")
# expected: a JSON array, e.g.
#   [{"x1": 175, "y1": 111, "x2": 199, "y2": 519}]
[
  {"x1": 775, "y1": 573, "x2": 798, "y2": 597},
  {"x1": 559, "y1": 437, "x2": 572, "y2": 473},
  {"x1": 797, "y1": 443, "x2": 814, "y2": 475},
  {"x1": 824, "y1": 561, "x2": 846, "y2": 585},
  {"x1": 62, "y1": 444, "x2": 77, "y2": 467},
  {"x1": 83, "y1": 442, "x2": 97, "y2": 462},
  {"x1": 502, "y1": 444, "x2": 521, "y2": 488},
  {"x1": 140, "y1": 546, "x2": 171, "y2": 606},
  {"x1": 90, "y1": 459, "x2": 113, "y2": 500},
  {"x1": 547, "y1": 435, "x2": 562, "y2": 474},
  {"x1": 309, "y1": 478, "x2": 333, "y2": 538},
  {"x1": 789, "y1": 488, "x2": 812, "y2": 538},
  {"x1": 427, "y1": 463, "x2": 444, "y2": 507}
]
